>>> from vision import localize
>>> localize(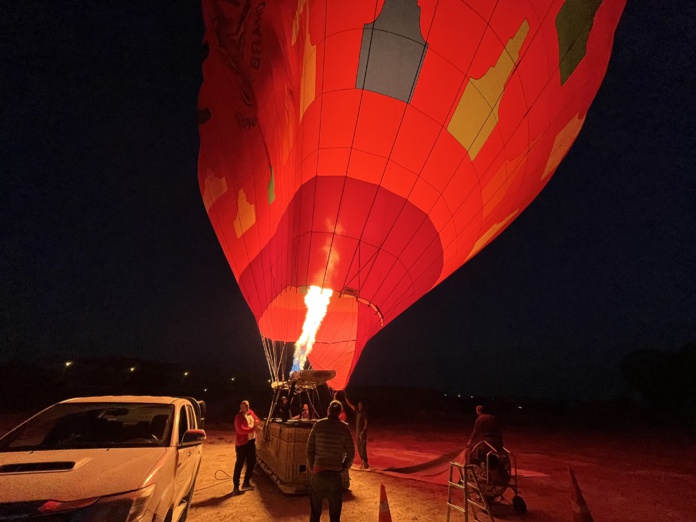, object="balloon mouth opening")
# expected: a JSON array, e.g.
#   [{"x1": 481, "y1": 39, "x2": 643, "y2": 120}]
[
  {"x1": 258, "y1": 285, "x2": 383, "y2": 344},
  {"x1": 291, "y1": 285, "x2": 334, "y2": 373},
  {"x1": 258, "y1": 285, "x2": 384, "y2": 385}
]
